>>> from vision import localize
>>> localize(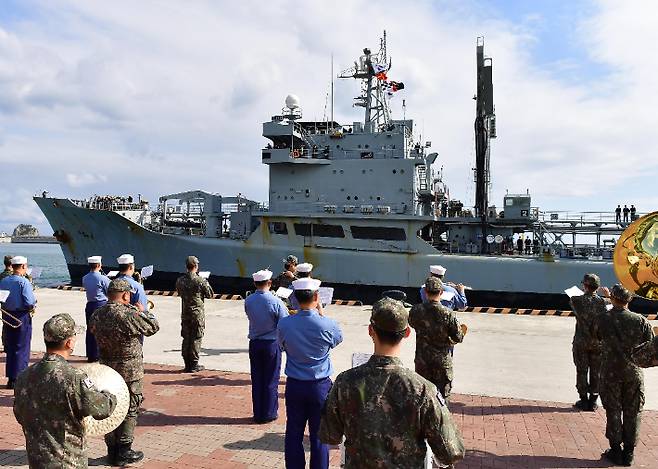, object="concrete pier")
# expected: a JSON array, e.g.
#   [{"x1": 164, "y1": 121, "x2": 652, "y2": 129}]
[{"x1": 28, "y1": 289, "x2": 658, "y2": 410}]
